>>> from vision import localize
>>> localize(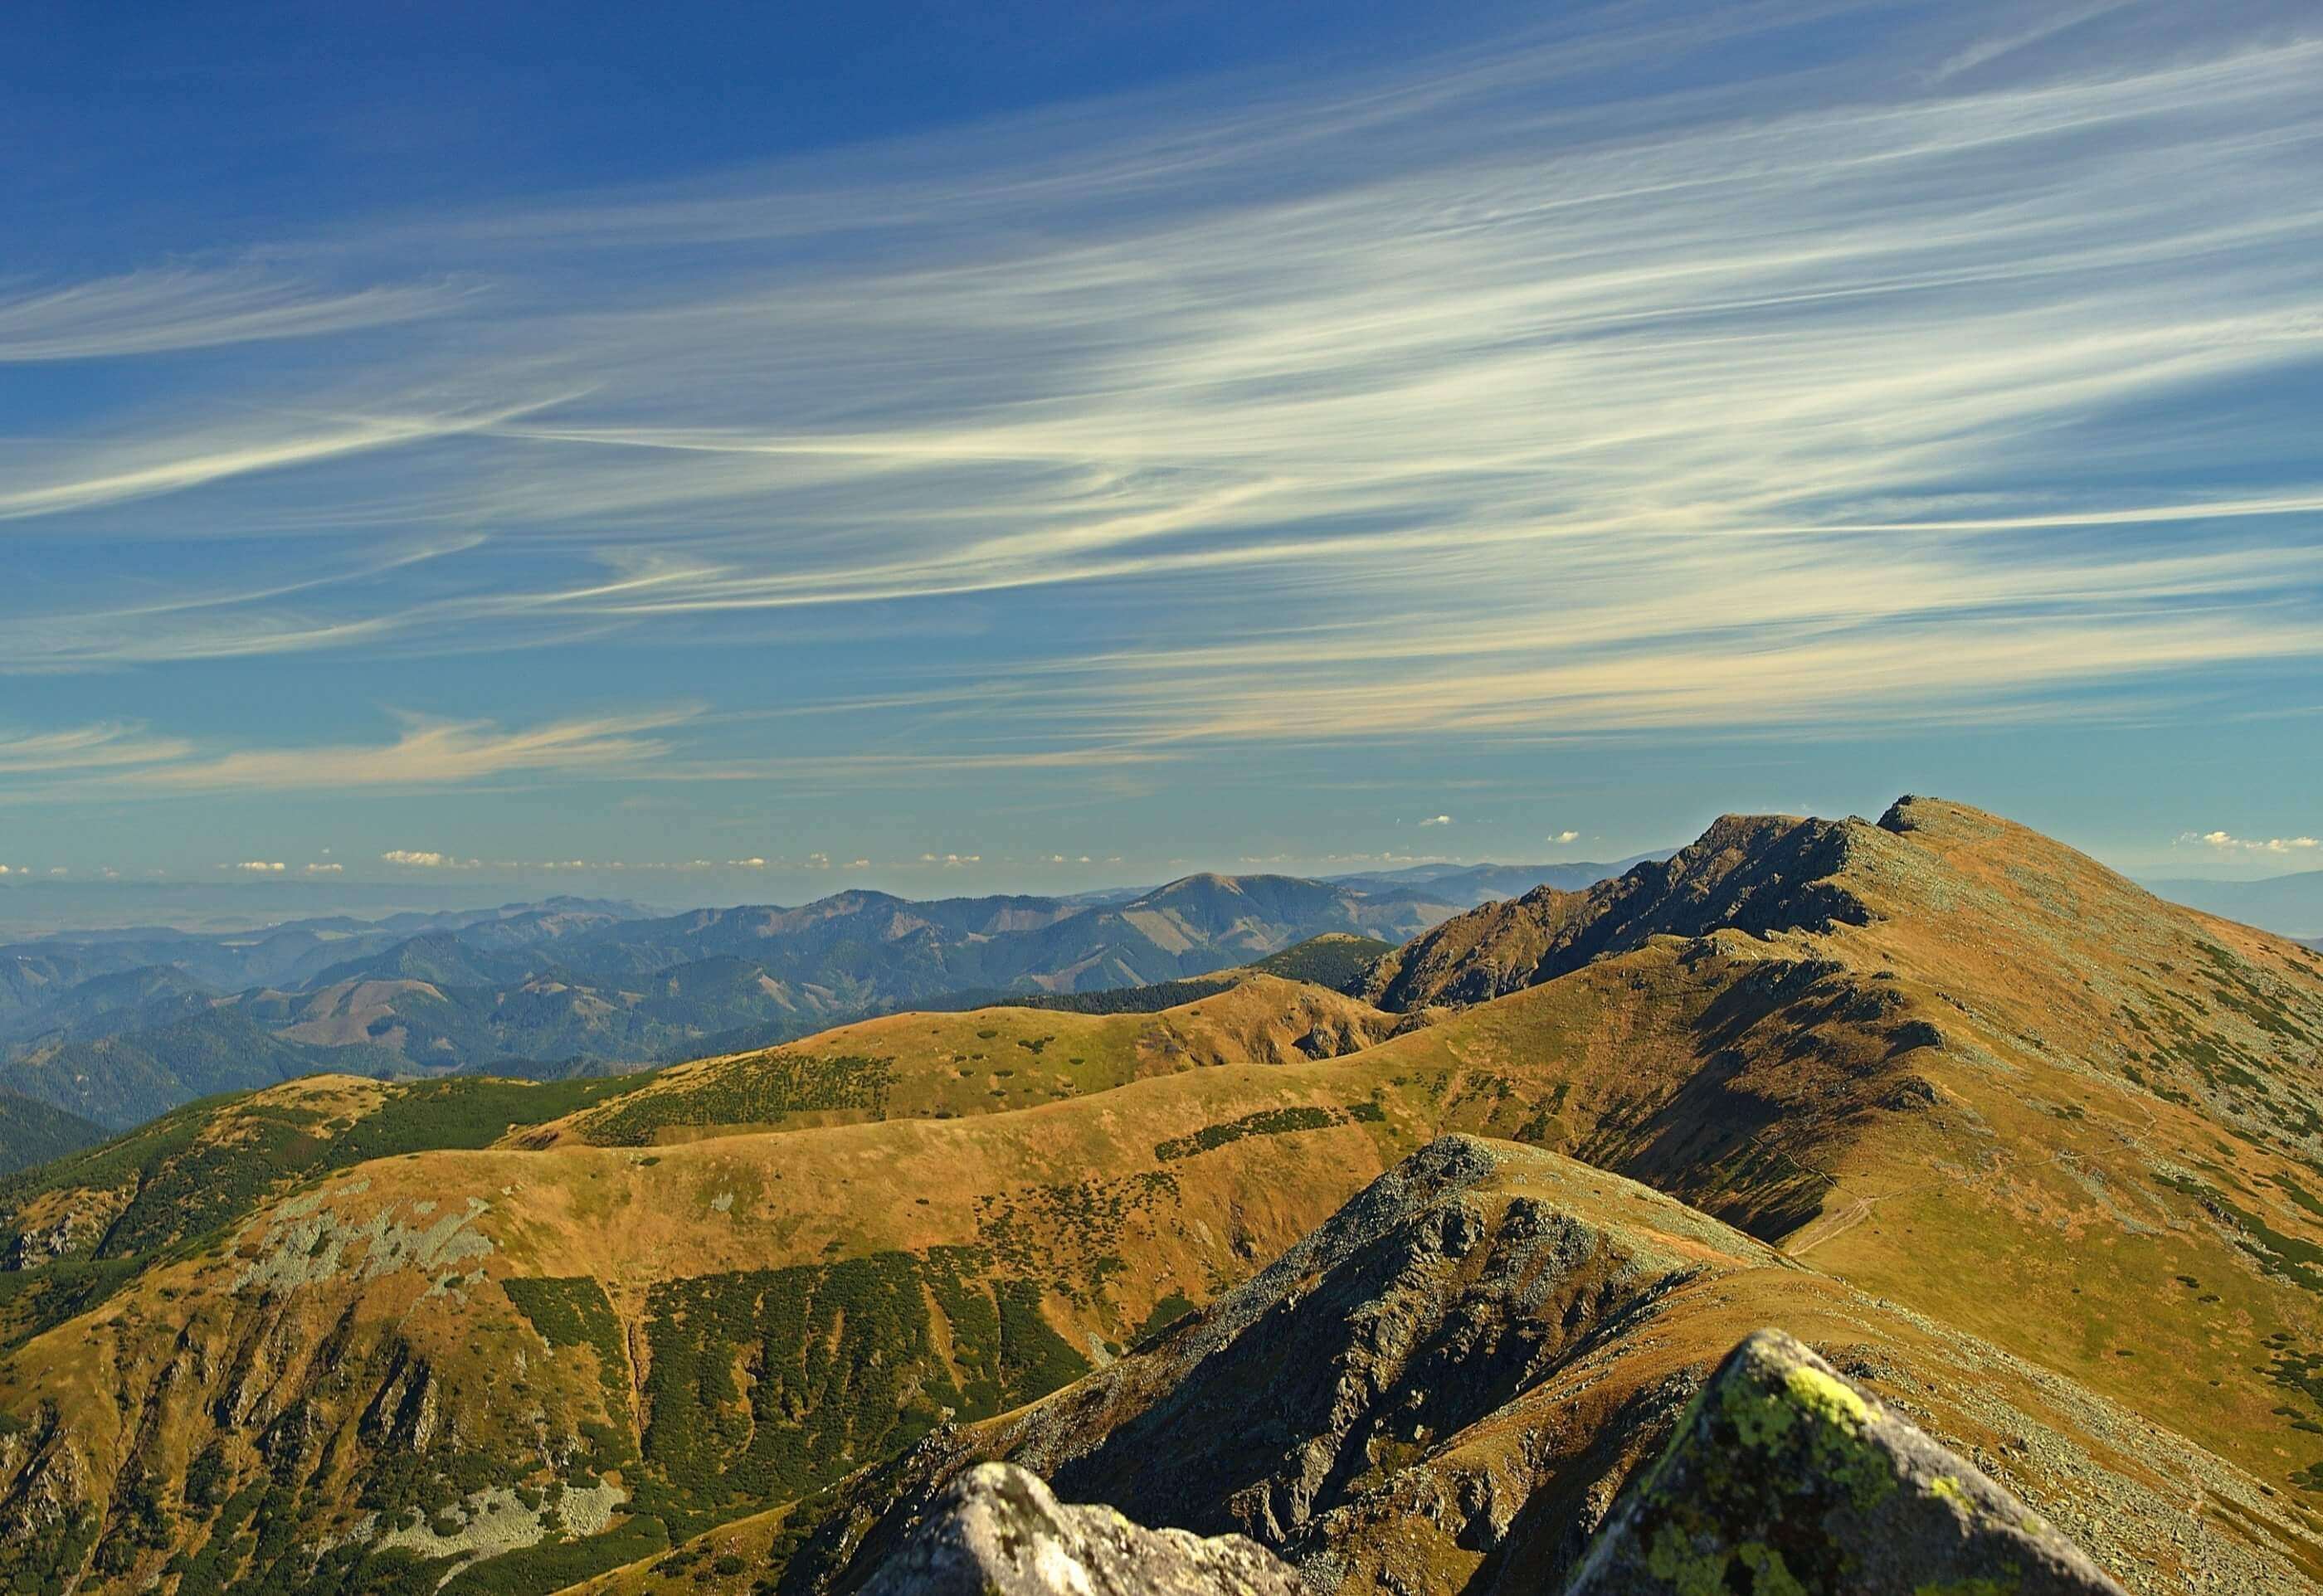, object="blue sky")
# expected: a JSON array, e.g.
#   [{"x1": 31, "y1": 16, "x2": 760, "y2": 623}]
[{"x1": 2, "y1": 0, "x2": 2320, "y2": 904}]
